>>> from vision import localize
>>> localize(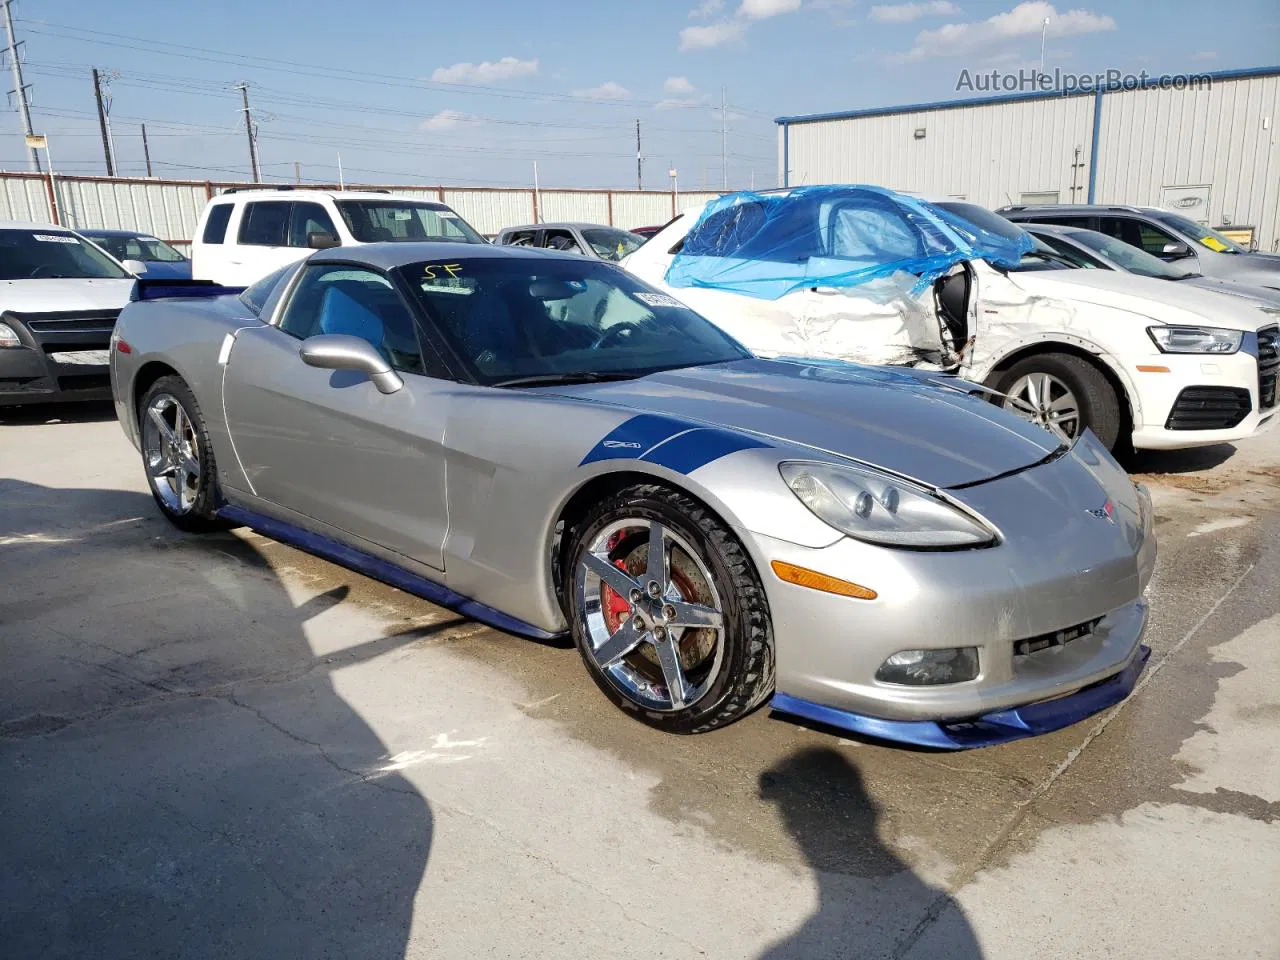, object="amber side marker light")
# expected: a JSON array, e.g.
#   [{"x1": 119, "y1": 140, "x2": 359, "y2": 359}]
[
  {"x1": 1136, "y1": 365, "x2": 1169, "y2": 373},
  {"x1": 770, "y1": 560, "x2": 877, "y2": 600}
]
